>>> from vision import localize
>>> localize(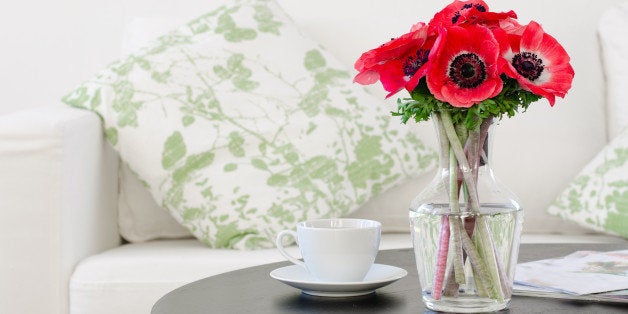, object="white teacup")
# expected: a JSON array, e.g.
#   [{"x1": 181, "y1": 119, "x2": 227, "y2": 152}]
[{"x1": 276, "y1": 218, "x2": 381, "y2": 282}]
